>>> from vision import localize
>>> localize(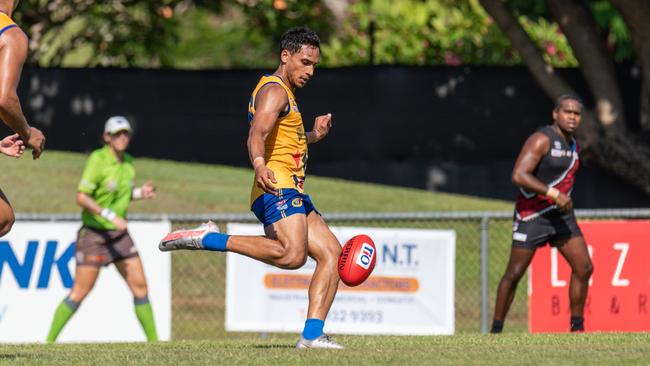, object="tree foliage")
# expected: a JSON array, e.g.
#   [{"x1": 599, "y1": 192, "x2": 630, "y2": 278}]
[
  {"x1": 324, "y1": 0, "x2": 515, "y2": 66},
  {"x1": 14, "y1": 0, "x2": 180, "y2": 67},
  {"x1": 161, "y1": 0, "x2": 334, "y2": 69},
  {"x1": 12, "y1": 0, "x2": 636, "y2": 69},
  {"x1": 234, "y1": 0, "x2": 333, "y2": 47},
  {"x1": 159, "y1": 4, "x2": 275, "y2": 69},
  {"x1": 322, "y1": 0, "x2": 637, "y2": 67}
]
